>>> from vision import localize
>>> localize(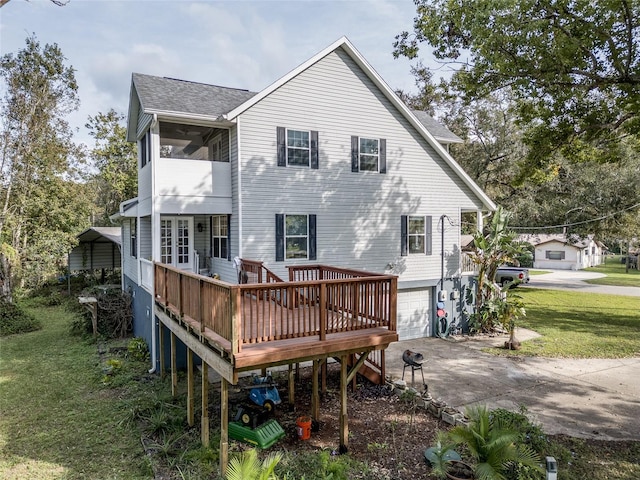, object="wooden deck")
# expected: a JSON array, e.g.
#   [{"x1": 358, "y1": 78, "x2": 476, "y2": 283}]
[
  {"x1": 154, "y1": 262, "x2": 398, "y2": 381},
  {"x1": 152, "y1": 261, "x2": 398, "y2": 472}
]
